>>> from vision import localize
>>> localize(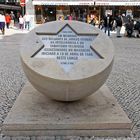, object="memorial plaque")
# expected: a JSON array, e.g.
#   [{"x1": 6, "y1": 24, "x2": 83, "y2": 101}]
[
  {"x1": 33, "y1": 24, "x2": 102, "y2": 72},
  {"x1": 20, "y1": 21, "x2": 114, "y2": 101}
]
